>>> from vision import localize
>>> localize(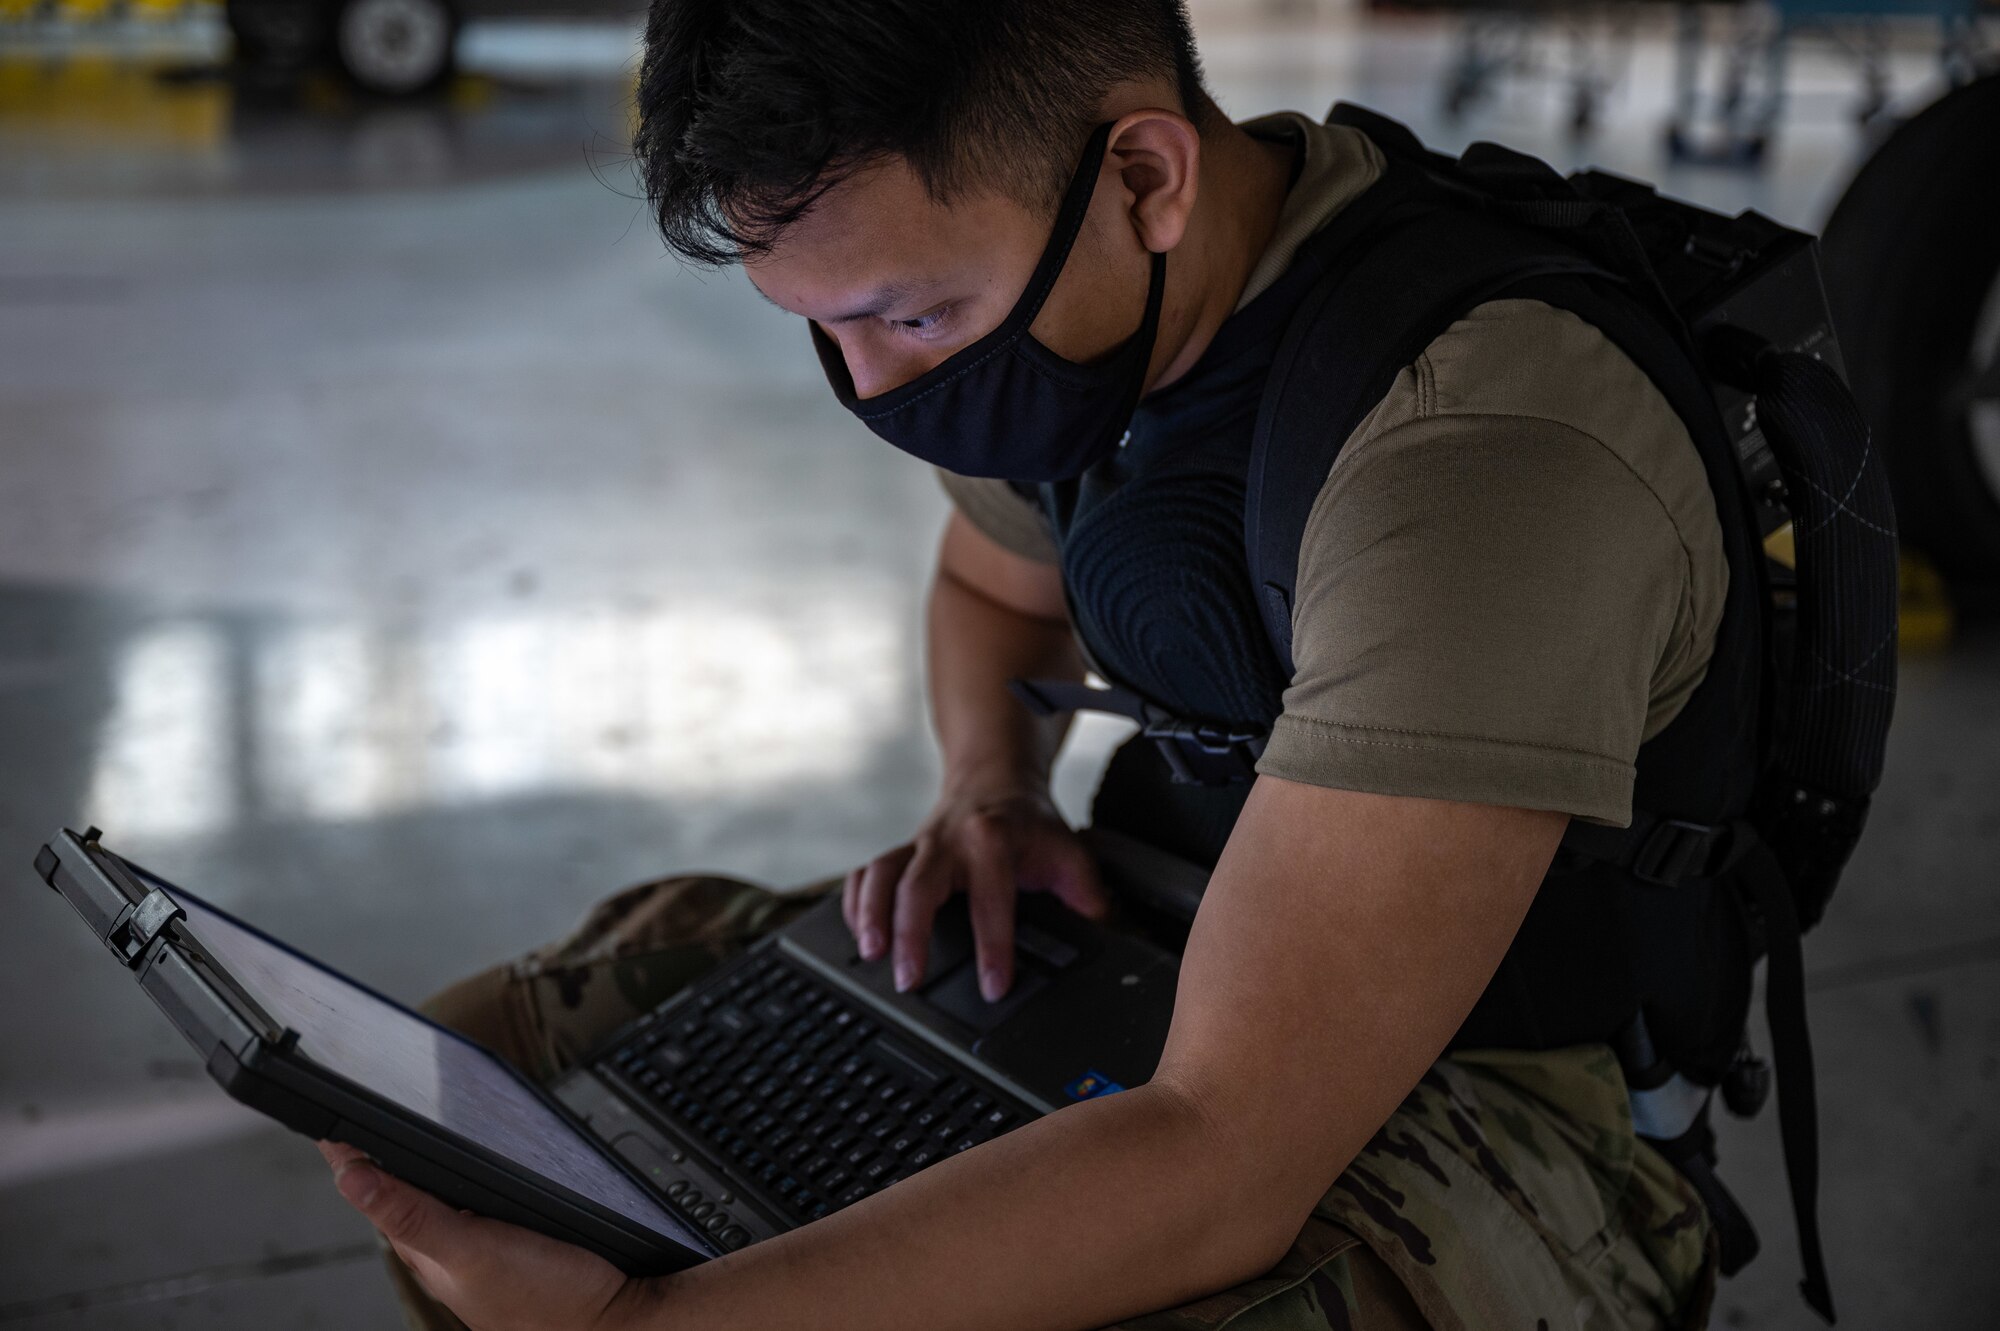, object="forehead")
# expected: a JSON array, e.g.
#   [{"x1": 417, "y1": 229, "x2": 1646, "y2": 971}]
[{"x1": 740, "y1": 156, "x2": 1047, "y2": 316}]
